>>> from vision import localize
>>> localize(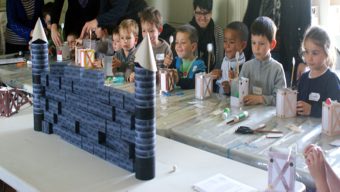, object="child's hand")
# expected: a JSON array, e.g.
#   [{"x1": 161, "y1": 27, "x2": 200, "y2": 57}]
[
  {"x1": 173, "y1": 70, "x2": 179, "y2": 83},
  {"x1": 112, "y1": 57, "x2": 122, "y2": 69},
  {"x1": 304, "y1": 145, "x2": 328, "y2": 185},
  {"x1": 228, "y1": 69, "x2": 238, "y2": 80},
  {"x1": 93, "y1": 59, "x2": 103, "y2": 68},
  {"x1": 128, "y1": 72, "x2": 135, "y2": 83},
  {"x1": 210, "y1": 69, "x2": 222, "y2": 79},
  {"x1": 221, "y1": 81, "x2": 230, "y2": 94},
  {"x1": 304, "y1": 144, "x2": 316, "y2": 156},
  {"x1": 243, "y1": 95, "x2": 264, "y2": 105},
  {"x1": 75, "y1": 38, "x2": 83, "y2": 46},
  {"x1": 297, "y1": 100, "x2": 311, "y2": 116},
  {"x1": 163, "y1": 54, "x2": 173, "y2": 67}
]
